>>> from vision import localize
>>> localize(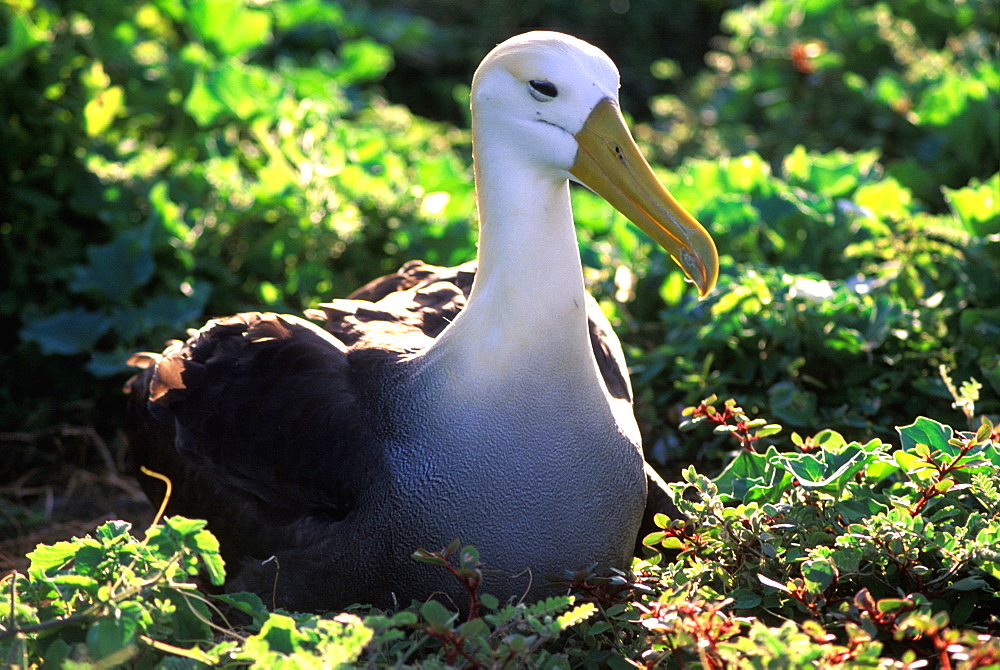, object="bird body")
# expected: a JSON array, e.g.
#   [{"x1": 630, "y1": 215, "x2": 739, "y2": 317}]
[{"x1": 127, "y1": 32, "x2": 717, "y2": 612}]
